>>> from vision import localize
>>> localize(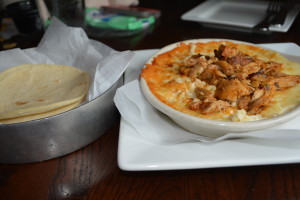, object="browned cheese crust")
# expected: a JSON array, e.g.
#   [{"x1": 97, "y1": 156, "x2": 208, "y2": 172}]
[{"x1": 141, "y1": 41, "x2": 300, "y2": 121}]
